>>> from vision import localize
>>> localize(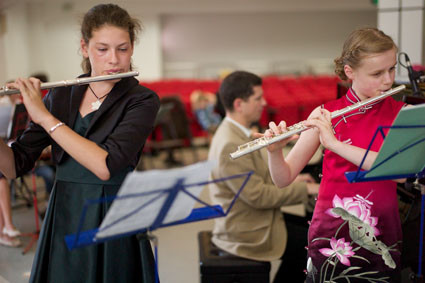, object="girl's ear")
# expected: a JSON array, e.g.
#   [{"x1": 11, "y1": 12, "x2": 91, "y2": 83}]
[
  {"x1": 81, "y1": 38, "x2": 89, "y2": 58},
  {"x1": 344, "y1": 64, "x2": 355, "y2": 80}
]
